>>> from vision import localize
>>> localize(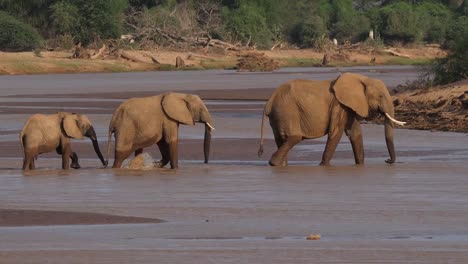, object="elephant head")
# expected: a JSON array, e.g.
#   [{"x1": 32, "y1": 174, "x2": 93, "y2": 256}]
[
  {"x1": 332, "y1": 73, "x2": 406, "y2": 164},
  {"x1": 161, "y1": 93, "x2": 215, "y2": 163},
  {"x1": 60, "y1": 112, "x2": 107, "y2": 166}
]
